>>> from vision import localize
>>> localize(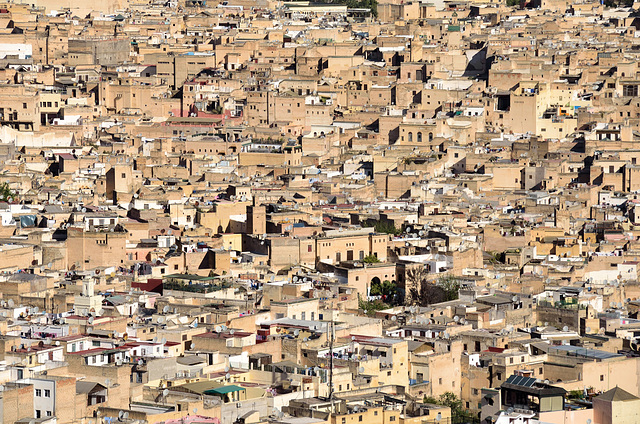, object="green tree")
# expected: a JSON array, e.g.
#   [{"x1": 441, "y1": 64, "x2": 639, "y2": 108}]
[
  {"x1": 437, "y1": 275, "x2": 461, "y2": 302},
  {"x1": 0, "y1": 183, "x2": 15, "y2": 202},
  {"x1": 358, "y1": 297, "x2": 388, "y2": 316},
  {"x1": 363, "y1": 254, "x2": 381, "y2": 264},
  {"x1": 370, "y1": 279, "x2": 396, "y2": 297},
  {"x1": 424, "y1": 392, "x2": 477, "y2": 423},
  {"x1": 363, "y1": 219, "x2": 401, "y2": 235}
]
